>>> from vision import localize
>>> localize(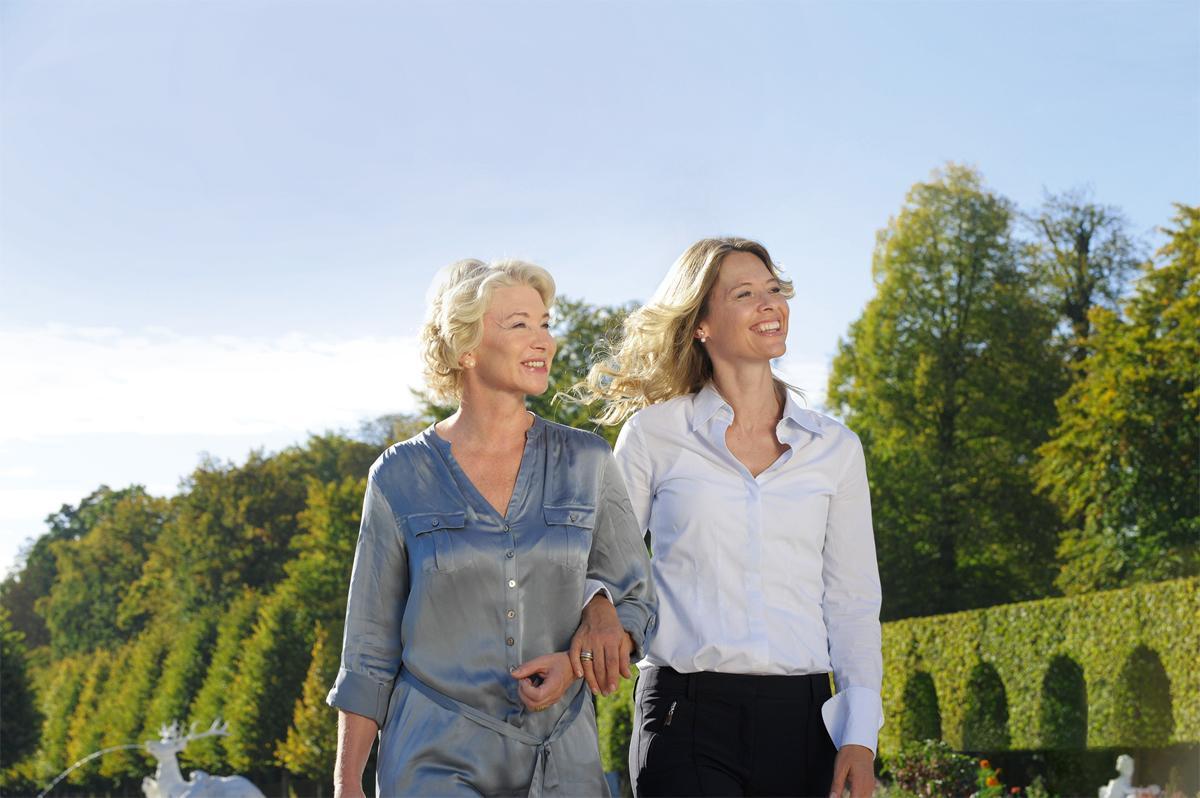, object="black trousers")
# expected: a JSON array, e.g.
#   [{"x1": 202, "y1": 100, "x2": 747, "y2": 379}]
[{"x1": 629, "y1": 667, "x2": 838, "y2": 798}]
